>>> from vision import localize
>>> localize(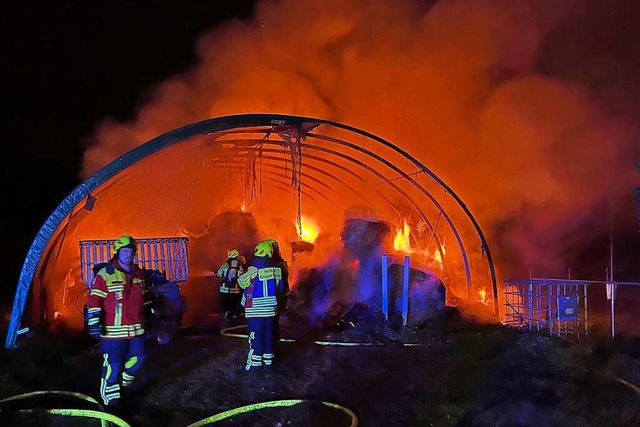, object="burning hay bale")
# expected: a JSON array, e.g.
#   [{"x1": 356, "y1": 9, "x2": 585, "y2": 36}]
[
  {"x1": 288, "y1": 218, "x2": 391, "y2": 319},
  {"x1": 387, "y1": 264, "x2": 446, "y2": 327},
  {"x1": 190, "y1": 211, "x2": 259, "y2": 268},
  {"x1": 340, "y1": 218, "x2": 391, "y2": 304},
  {"x1": 287, "y1": 261, "x2": 356, "y2": 319},
  {"x1": 289, "y1": 218, "x2": 447, "y2": 331},
  {"x1": 341, "y1": 219, "x2": 390, "y2": 259}
]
